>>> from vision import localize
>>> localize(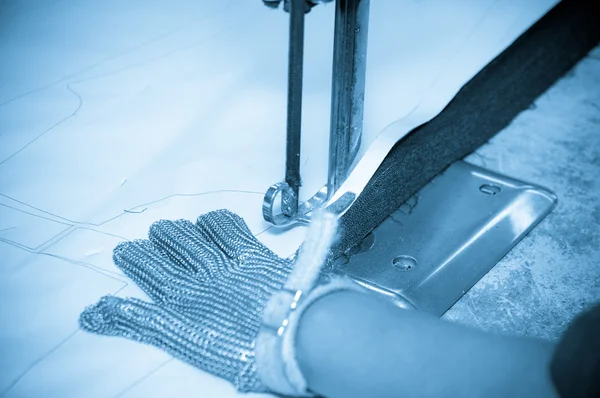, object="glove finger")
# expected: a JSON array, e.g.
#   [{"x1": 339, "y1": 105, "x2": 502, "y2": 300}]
[
  {"x1": 112, "y1": 239, "x2": 202, "y2": 300},
  {"x1": 148, "y1": 219, "x2": 228, "y2": 278},
  {"x1": 113, "y1": 240, "x2": 265, "y2": 329},
  {"x1": 195, "y1": 210, "x2": 294, "y2": 290},
  {"x1": 79, "y1": 296, "x2": 261, "y2": 389},
  {"x1": 113, "y1": 240, "x2": 221, "y2": 310},
  {"x1": 195, "y1": 209, "x2": 277, "y2": 262},
  {"x1": 148, "y1": 218, "x2": 290, "y2": 291}
]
